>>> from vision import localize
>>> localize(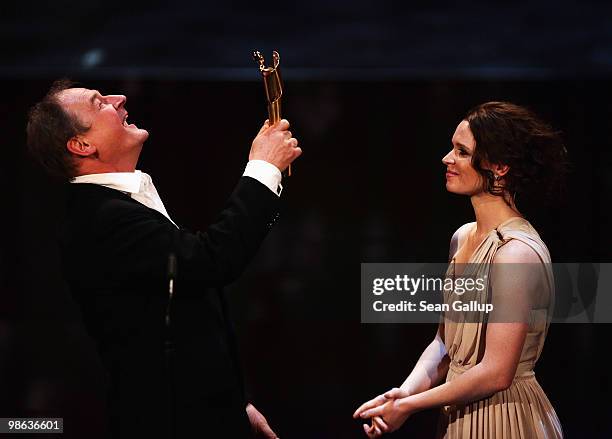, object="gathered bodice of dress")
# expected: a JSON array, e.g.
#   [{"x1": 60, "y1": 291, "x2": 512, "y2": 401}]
[{"x1": 443, "y1": 216, "x2": 554, "y2": 377}]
